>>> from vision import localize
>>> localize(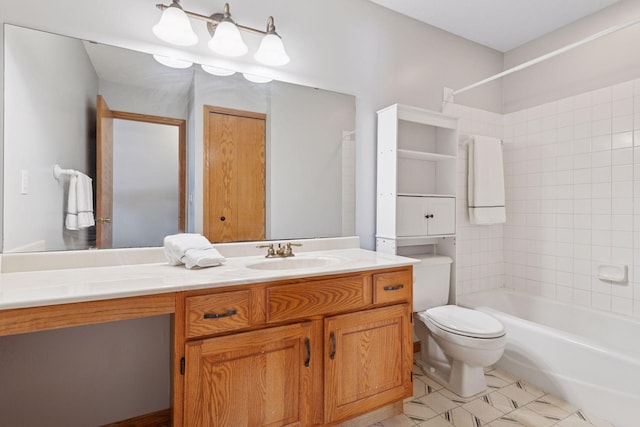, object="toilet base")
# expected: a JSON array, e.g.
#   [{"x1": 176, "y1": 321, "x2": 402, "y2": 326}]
[{"x1": 416, "y1": 358, "x2": 489, "y2": 398}]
